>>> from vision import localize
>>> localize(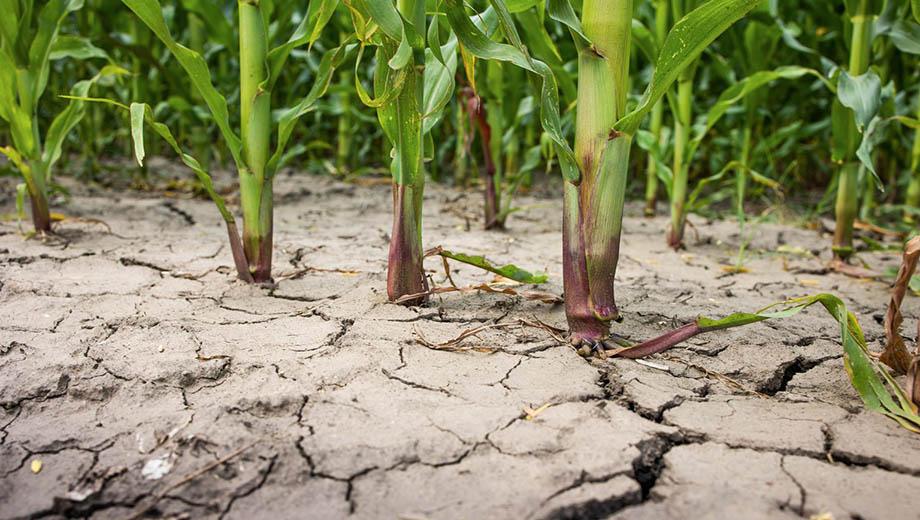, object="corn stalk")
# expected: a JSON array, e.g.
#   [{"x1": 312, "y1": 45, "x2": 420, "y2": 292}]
[
  {"x1": 832, "y1": 0, "x2": 877, "y2": 260},
  {"x1": 348, "y1": 0, "x2": 458, "y2": 304},
  {"x1": 116, "y1": 0, "x2": 345, "y2": 283}
]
